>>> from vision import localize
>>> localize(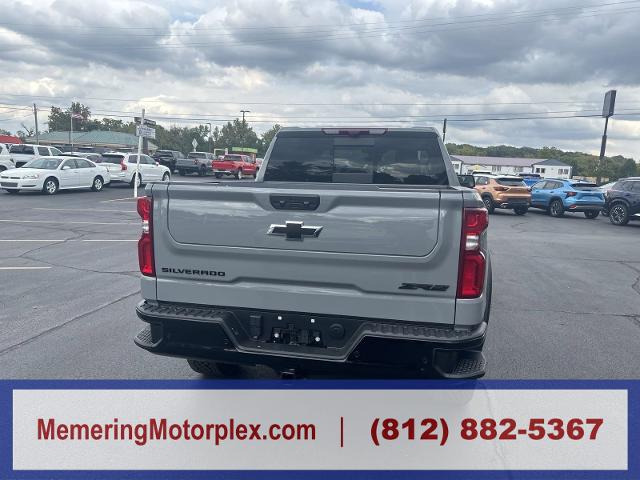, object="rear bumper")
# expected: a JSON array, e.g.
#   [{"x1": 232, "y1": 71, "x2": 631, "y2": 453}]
[
  {"x1": 494, "y1": 197, "x2": 530, "y2": 209},
  {"x1": 135, "y1": 300, "x2": 487, "y2": 378},
  {"x1": 565, "y1": 202, "x2": 604, "y2": 212},
  {"x1": 177, "y1": 165, "x2": 205, "y2": 172}
]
